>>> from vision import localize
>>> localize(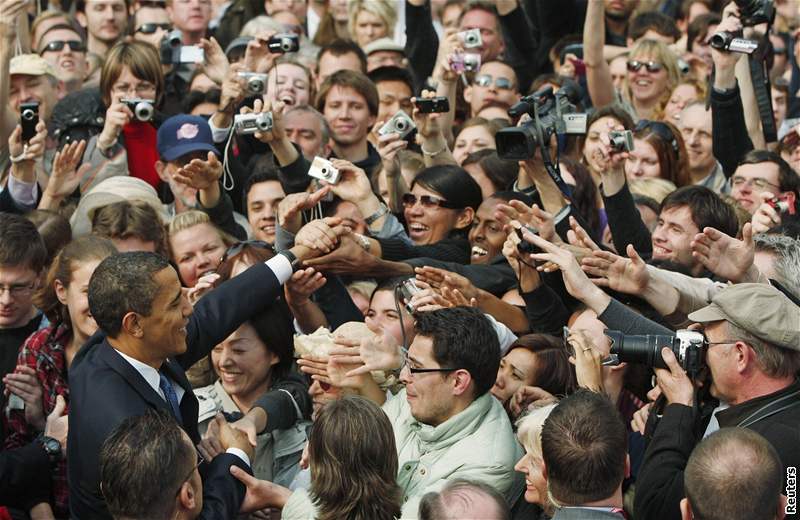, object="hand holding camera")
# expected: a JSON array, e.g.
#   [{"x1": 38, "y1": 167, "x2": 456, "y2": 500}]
[
  {"x1": 98, "y1": 99, "x2": 134, "y2": 151},
  {"x1": 238, "y1": 98, "x2": 286, "y2": 143},
  {"x1": 710, "y1": 12, "x2": 744, "y2": 86},
  {"x1": 325, "y1": 158, "x2": 373, "y2": 204},
  {"x1": 411, "y1": 91, "x2": 446, "y2": 139},
  {"x1": 751, "y1": 192, "x2": 786, "y2": 233},
  {"x1": 219, "y1": 63, "x2": 247, "y2": 113},
  {"x1": 8, "y1": 120, "x2": 46, "y2": 165}
]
